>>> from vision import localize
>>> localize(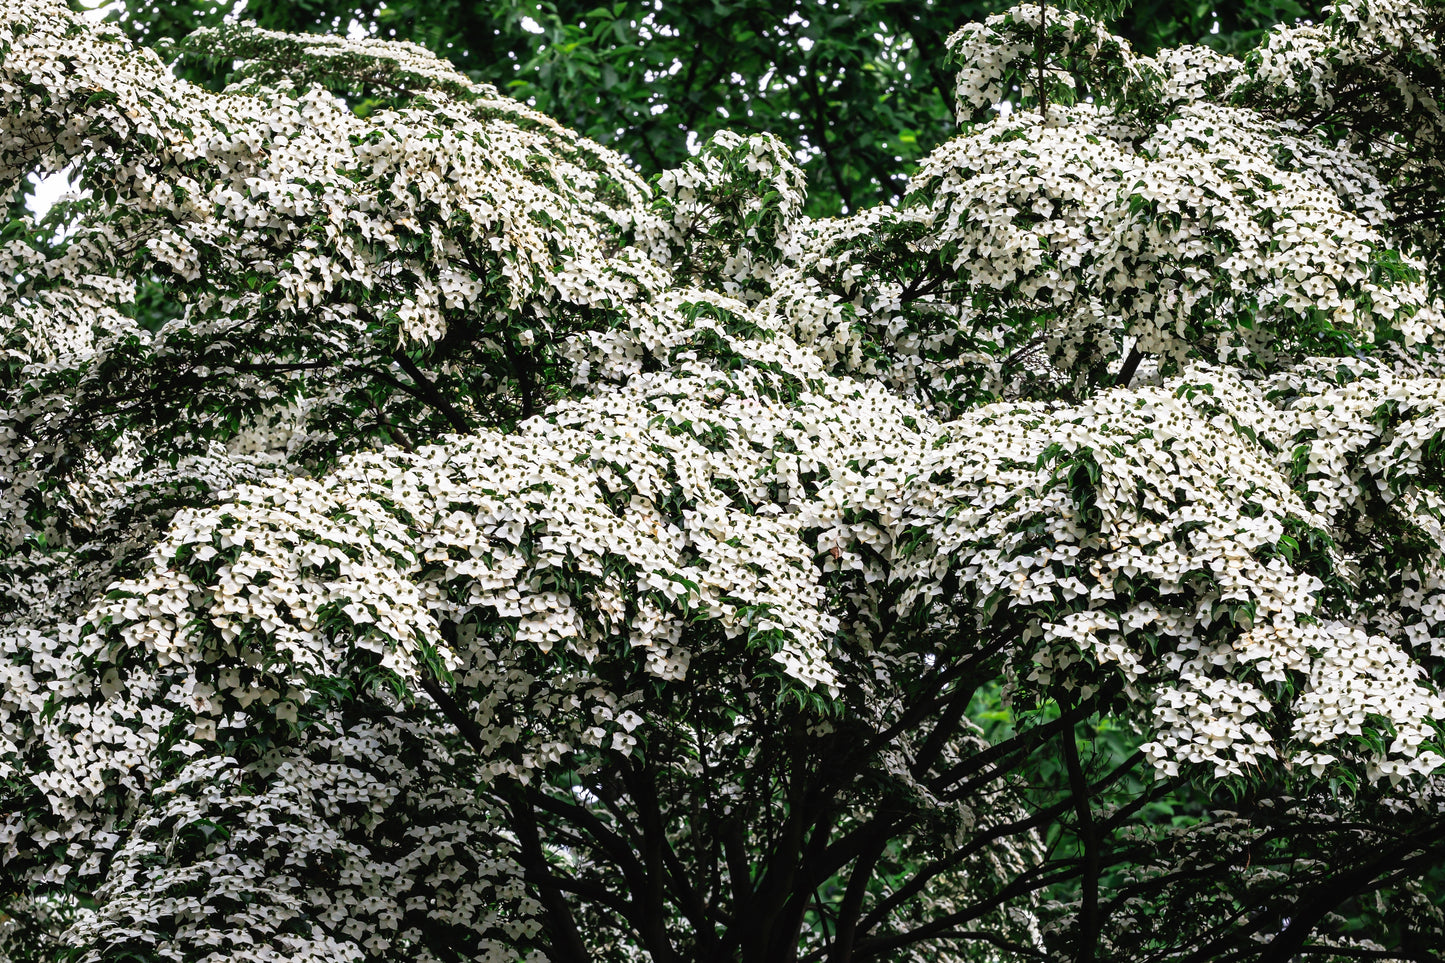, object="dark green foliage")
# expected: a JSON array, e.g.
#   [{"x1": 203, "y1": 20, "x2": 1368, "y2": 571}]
[{"x1": 104, "y1": 0, "x2": 1327, "y2": 217}]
